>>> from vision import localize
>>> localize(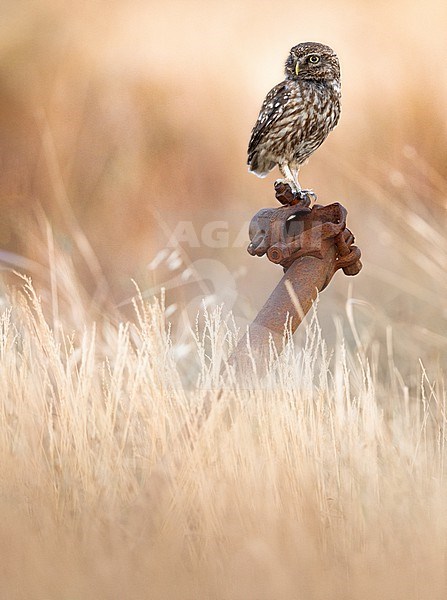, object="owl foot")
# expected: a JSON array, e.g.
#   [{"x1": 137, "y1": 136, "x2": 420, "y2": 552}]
[
  {"x1": 300, "y1": 189, "x2": 317, "y2": 203},
  {"x1": 274, "y1": 179, "x2": 313, "y2": 209}
]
